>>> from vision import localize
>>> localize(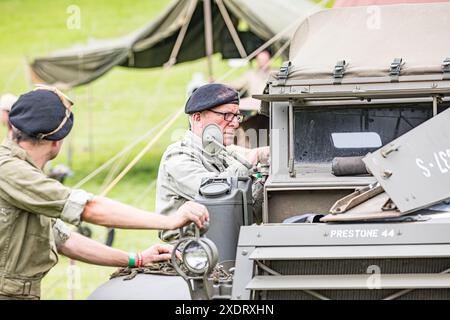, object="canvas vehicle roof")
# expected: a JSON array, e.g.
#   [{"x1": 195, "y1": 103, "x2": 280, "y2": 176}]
[{"x1": 287, "y1": 2, "x2": 450, "y2": 81}]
